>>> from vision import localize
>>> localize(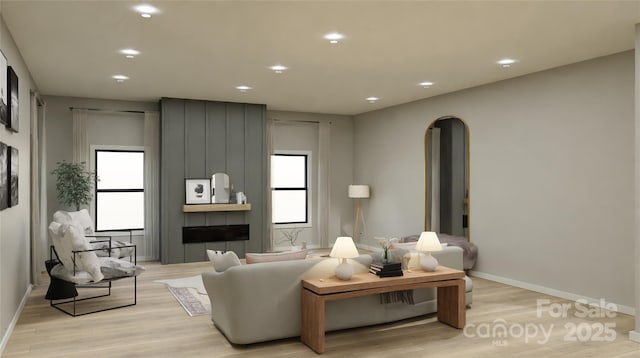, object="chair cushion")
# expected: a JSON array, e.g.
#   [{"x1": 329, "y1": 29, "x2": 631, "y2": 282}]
[
  {"x1": 49, "y1": 221, "x2": 103, "y2": 282},
  {"x1": 245, "y1": 249, "x2": 307, "y2": 264},
  {"x1": 53, "y1": 209, "x2": 95, "y2": 235},
  {"x1": 207, "y1": 250, "x2": 242, "y2": 272},
  {"x1": 50, "y1": 257, "x2": 145, "y2": 284},
  {"x1": 90, "y1": 240, "x2": 135, "y2": 258}
]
